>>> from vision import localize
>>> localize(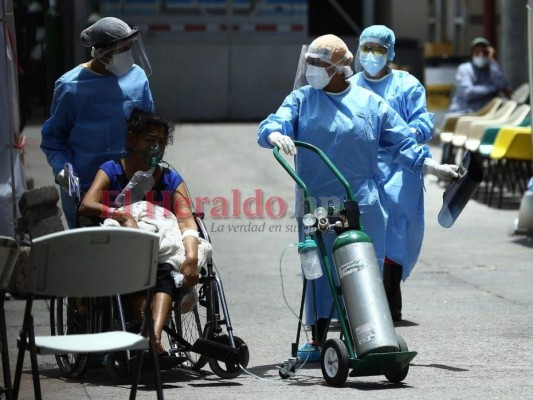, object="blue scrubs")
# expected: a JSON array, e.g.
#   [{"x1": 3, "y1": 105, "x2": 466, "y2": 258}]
[
  {"x1": 351, "y1": 69, "x2": 434, "y2": 280},
  {"x1": 41, "y1": 64, "x2": 154, "y2": 228},
  {"x1": 257, "y1": 82, "x2": 431, "y2": 324}
]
